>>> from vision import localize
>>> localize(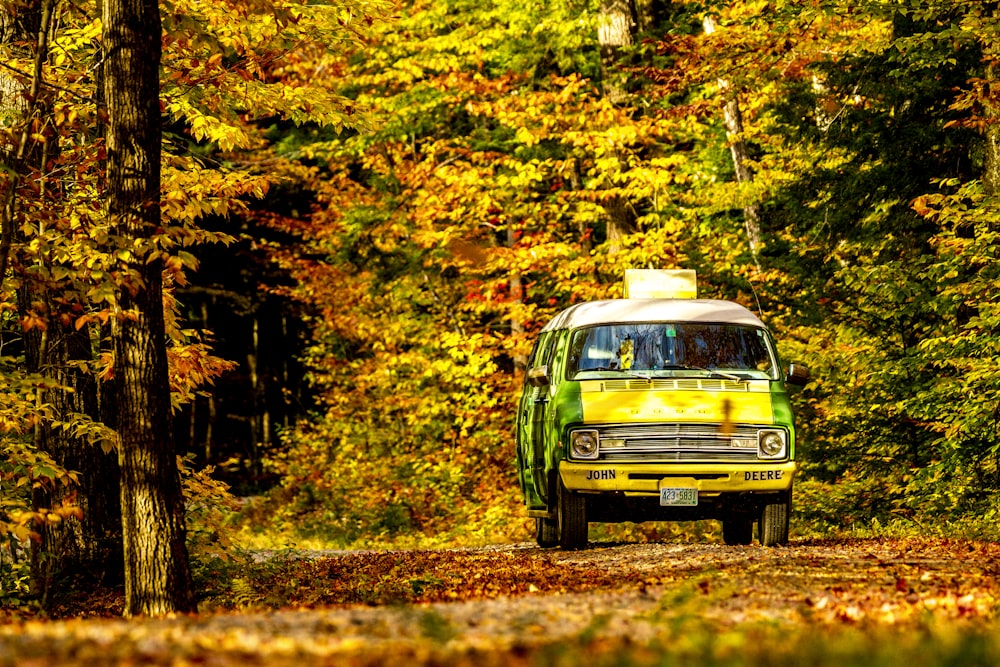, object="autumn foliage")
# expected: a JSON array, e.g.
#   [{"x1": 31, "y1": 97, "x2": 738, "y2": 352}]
[
  {"x1": 2, "y1": 0, "x2": 1000, "y2": 619},
  {"x1": 240, "y1": 0, "x2": 1000, "y2": 550}
]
